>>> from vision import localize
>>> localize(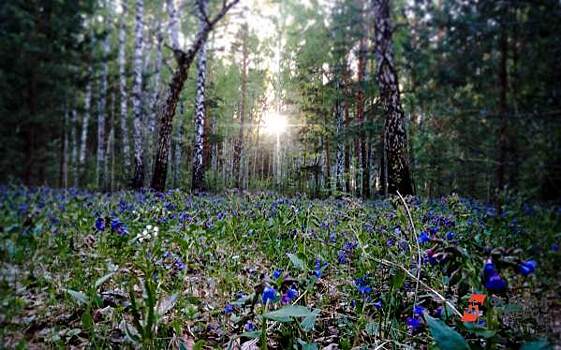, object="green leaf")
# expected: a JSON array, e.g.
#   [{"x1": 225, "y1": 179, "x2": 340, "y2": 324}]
[
  {"x1": 240, "y1": 331, "x2": 261, "y2": 339},
  {"x1": 63, "y1": 289, "x2": 88, "y2": 305},
  {"x1": 425, "y1": 315, "x2": 470, "y2": 350},
  {"x1": 287, "y1": 253, "x2": 305, "y2": 270},
  {"x1": 263, "y1": 305, "x2": 315, "y2": 322},
  {"x1": 300, "y1": 310, "x2": 319, "y2": 332},
  {"x1": 300, "y1": 343, "x2": 318, "y2": 350},
  {"x1": 193, "y1": 340, "x2": 205, "y2": 350},
  {"x1": 521, "y1": 338, "x2": 551, "y2": 350},
  {"x1": 94, "y1": 272, "x2": 115, "y2": 289}
]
